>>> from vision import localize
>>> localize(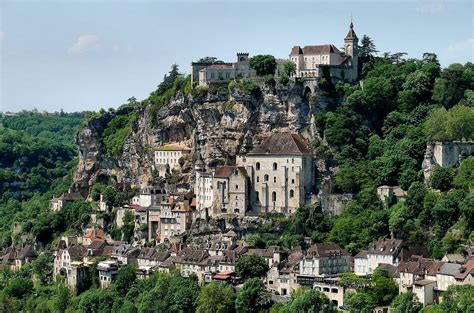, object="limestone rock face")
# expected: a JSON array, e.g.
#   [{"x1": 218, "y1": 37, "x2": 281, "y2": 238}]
[{"x1": 73, "y1": 82, "x2": 335, "y2": 196}]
